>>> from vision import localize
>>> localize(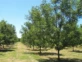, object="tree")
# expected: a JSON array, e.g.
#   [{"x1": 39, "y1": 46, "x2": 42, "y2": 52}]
[
  {"x1": 0, "y1": 20, "x2": 17, "y2": 49},
  {"x1": 78, "y1": 25, "x2": 82, "y2": 45},
  {"x1": 21, "y1": 0, "x2": 81, "y2": 61},
  {"x1": 60, "y1": 0, "x2": 80, "y2": 51}
]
